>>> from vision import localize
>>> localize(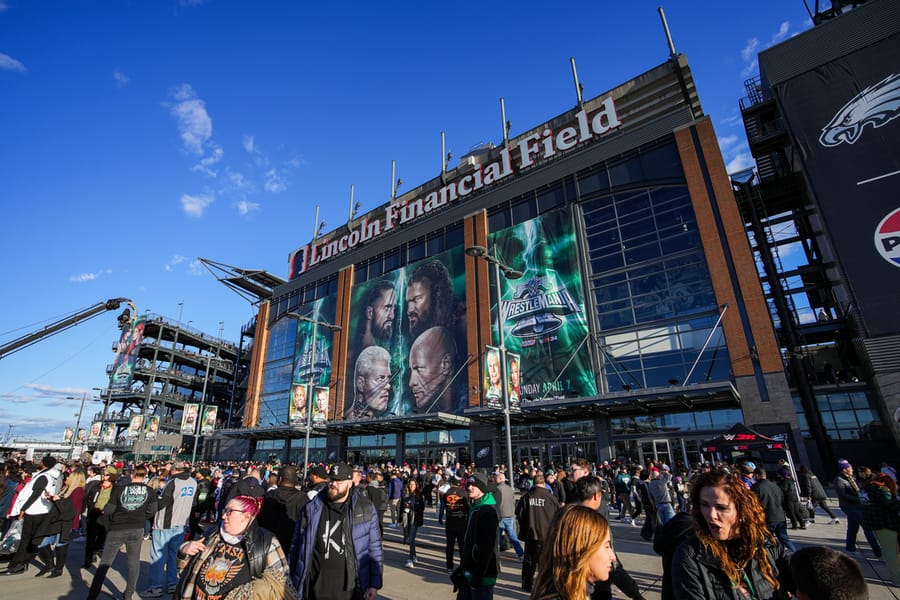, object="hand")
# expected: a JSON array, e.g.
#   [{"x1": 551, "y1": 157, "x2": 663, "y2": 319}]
[
  {"x1": 17, "y1": 513, "x2": 24, "y2": 521},
  {"x1": 363, "y1": 587, "x2": 377, "y2": 600},
  {"x1": 182, "y1": 538, "x2": 206, "y2": 556}
]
